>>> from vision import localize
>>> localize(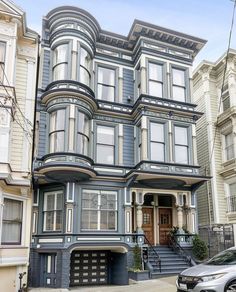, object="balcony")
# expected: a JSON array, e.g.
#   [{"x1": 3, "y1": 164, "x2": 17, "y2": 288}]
[
  {"x1": 34, "y1": 152, "x2": 97, "y2": 182},
  {"x1": 41, "y1": 80, "x2": 97, "y2": 111}
]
